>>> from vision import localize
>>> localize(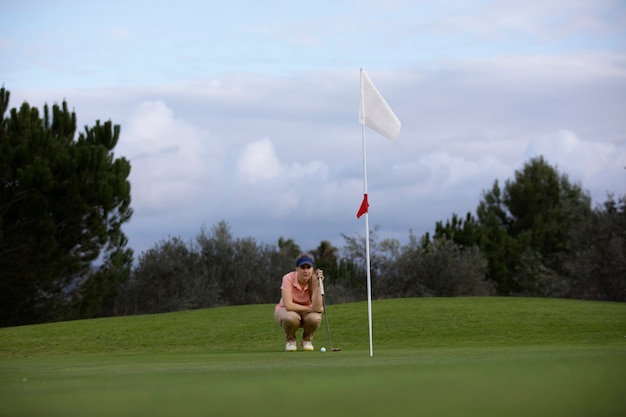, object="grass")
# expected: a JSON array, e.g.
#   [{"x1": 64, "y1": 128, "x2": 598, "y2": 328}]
[{"x1": 1, "y1": 297, "x2": 625, "y2": 417}]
